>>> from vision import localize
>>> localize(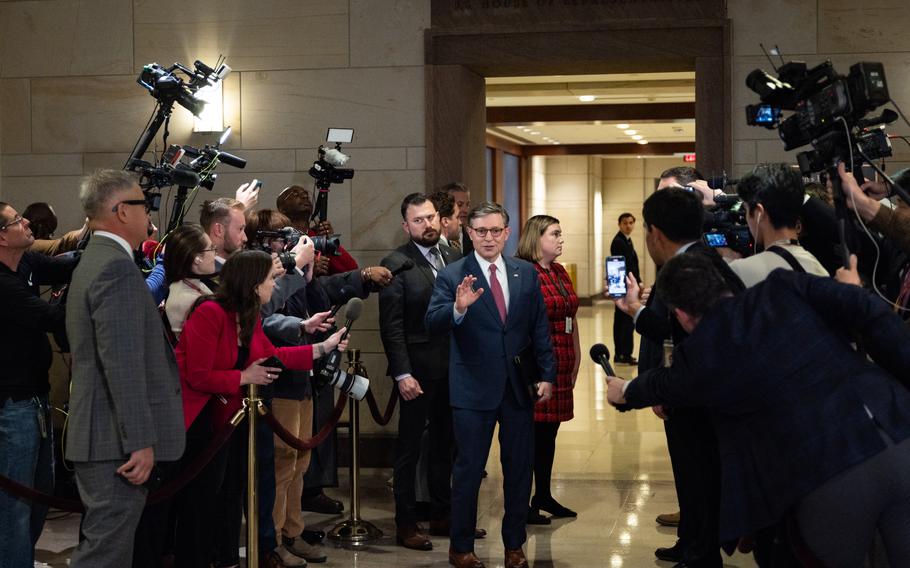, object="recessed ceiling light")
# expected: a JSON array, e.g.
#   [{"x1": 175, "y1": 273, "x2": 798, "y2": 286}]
[
  {"x1": 530, "y1": 131, "x2": 540, "y2": 135},
  {"x1": 552, "y1": 141, "x2": 560, "y2": 145},
  {"x1": 578, "y1": 95, "x2": 596, "y2": 102},
  {"x1": 616, "y1": 123, "x2": 630, "y2": 129},
  {"x1": 632, "y1": 135, "x2": 643, "y2": 140},
  {"x1": 624, "y1": 130, "x2": 637, "y2": 135},
  {"x1": 637, "y1": 140, "x2": 649, "y2": 145},
  {"x1": 518, "y1": 126, "x2": 530, "y2": 131}
]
